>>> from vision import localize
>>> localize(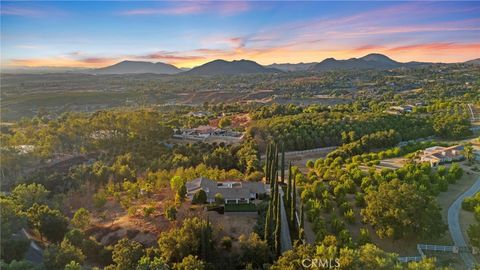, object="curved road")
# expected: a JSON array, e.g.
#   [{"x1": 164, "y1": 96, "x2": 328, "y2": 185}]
[{"x1": 447, "y1": 176, "x2": 480, "y2": 269}]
